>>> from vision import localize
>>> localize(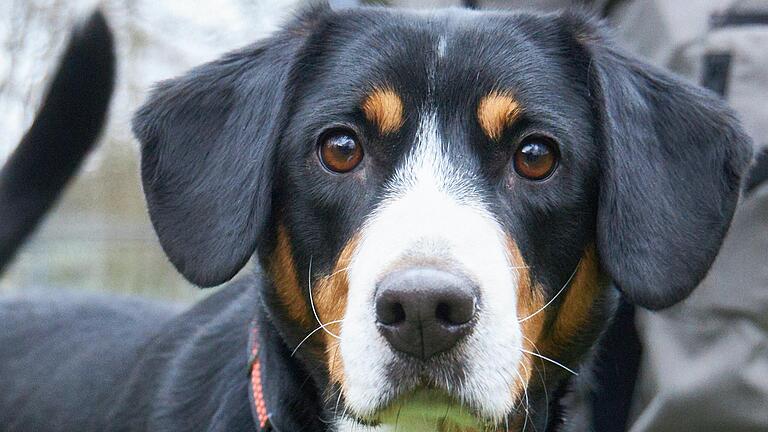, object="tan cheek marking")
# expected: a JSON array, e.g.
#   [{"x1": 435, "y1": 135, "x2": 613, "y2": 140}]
[
  {"x1": 538, "y1": 246, "x2": 605, "y2": 357},
  {"x1": 362, "y1": 88, "x2": 404, "y2": 135},
  {"x1": 269, "y1": 225, "x2": 312, "y2": 330},
  {"x1": 477, "y1": 91, "x2": 522, "y2": 140},
  {"x1": 507, "y1": 239, "x2": 546, "y2": 401},
  {"x1": 508, "y1": 242, "x2": 607, "y2": 411},
  {"x1": 312, "y1": 236, "x2": 360, "y2": 388}
]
